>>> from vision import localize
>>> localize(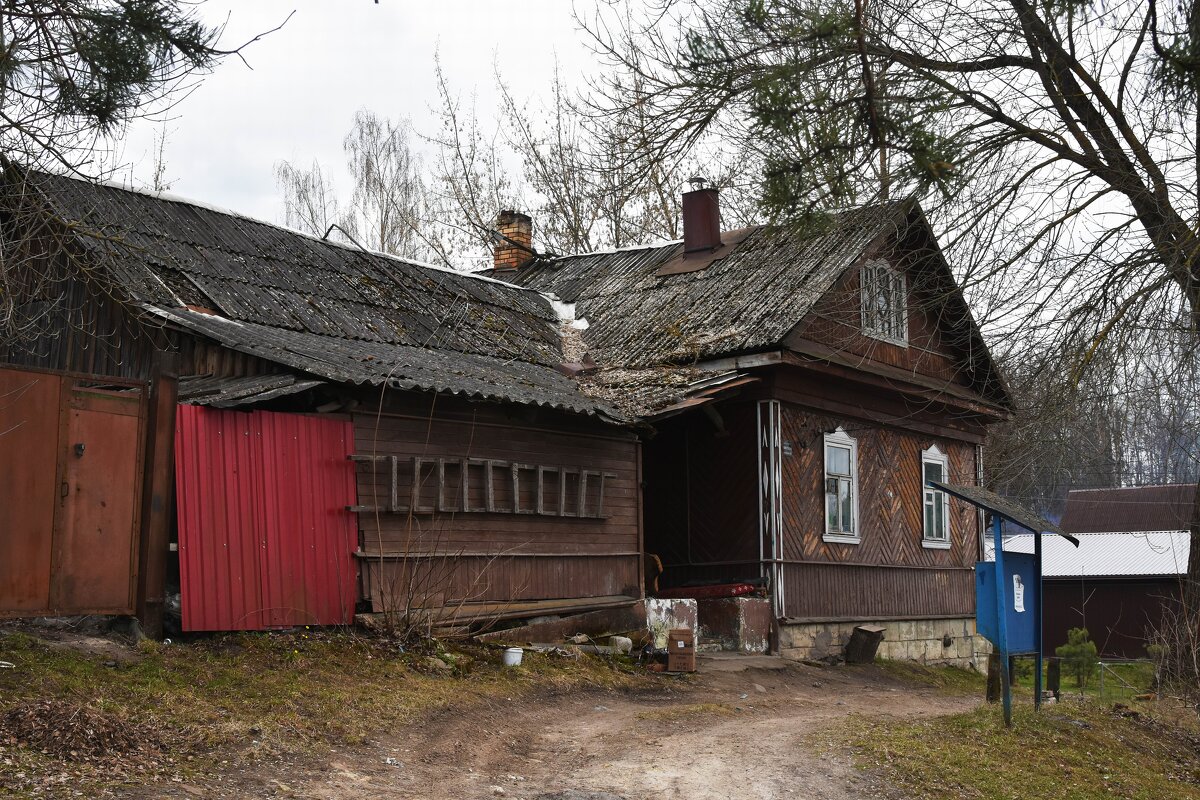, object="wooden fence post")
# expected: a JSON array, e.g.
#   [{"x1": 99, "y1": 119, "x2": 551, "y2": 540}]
[
  {"x1": 987, "y1": 652, "x2": 1003, "y2": 703},
  {"x1": 136, "y1": 351, "x2": 179, "y2": 639}
]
